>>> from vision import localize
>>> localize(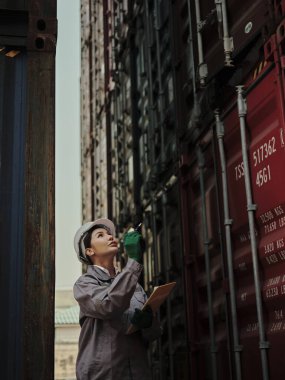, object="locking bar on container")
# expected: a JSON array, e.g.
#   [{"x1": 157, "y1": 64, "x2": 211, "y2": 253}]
[
  {"x1": 186, "y1": 0, "x2": 197, "y2": 95},
  {"x1": 194, "y1": 0, "x2": 208, "y2": 85},
  {"x1": 214, "y1": 0, "x2": 234, "y2": 66},
  {"x1": 144, "y1": 0, "x2": 159, "y2": 282},
  {"x1": 162, "y1": 192, "x2": 174, "y2": 380},
  {"x1": 144, "y1": 1, "x2": 162, "y2": 377},
  {"x1": 236, "y1": 86, "x2": 270, "y2": 380},
  {"x1": 197, "y1": 146, "x2": 218, "y2": 380},
  {"x1": 215, "y1": 110, "x2": 242, "y2": 380},
  {"x1": 154, "y1": 0, "x2": 174, "y2": 375},
  {"x1": 154, "y1": 0, "x2": 166, "y2": 170}
]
